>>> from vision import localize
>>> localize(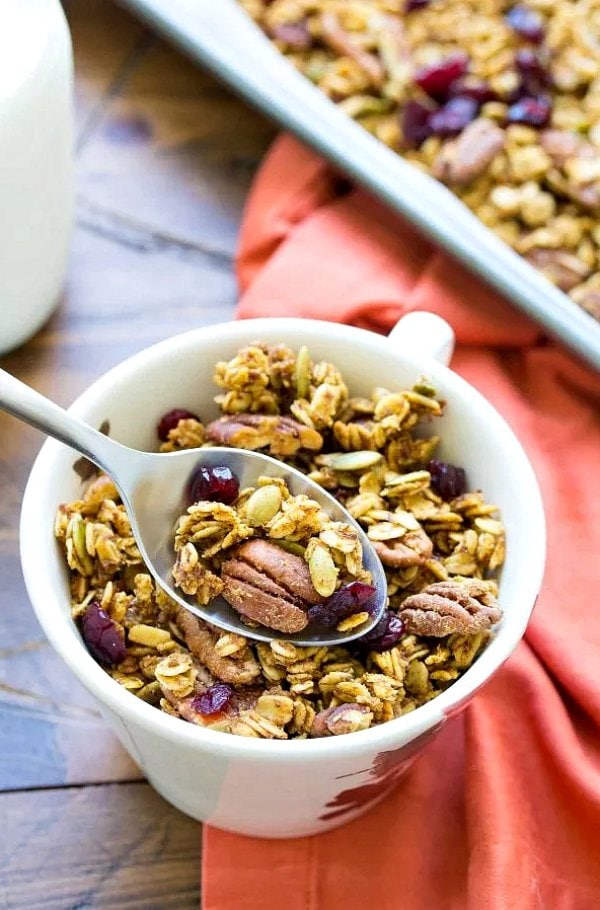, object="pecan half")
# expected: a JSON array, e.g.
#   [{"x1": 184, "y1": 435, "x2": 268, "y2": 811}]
[
  {"x1": 205, "y1": 413, "x2": 322, "y2": 458},
  {"x1": 433, "y1": 118, "x2": 505, "y2": 186},
  {"x1": 540, "y1": 128, "x2": 586, "y2": 166},
  {"x1": 373, "y1": 529, "x2": 433, "y2": 568},
  {"x1": 540, "y1": 130, "x2": 600, "y2": 211},
  {"x1": 174, "y1": 606, "x2": 261, "y2": 684},
  {"x1": 320, "y1": 12, "x2": 384, "y2": 88},
  {"x1": 221, "y1": 540, "x2": 326, "y2": 633},
  {"x1": 311, "y1": 703, "x2": 373, "y2": 737},
  {"x1": 399, "y1": 580, "x2": 502, "y2": 637}
]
